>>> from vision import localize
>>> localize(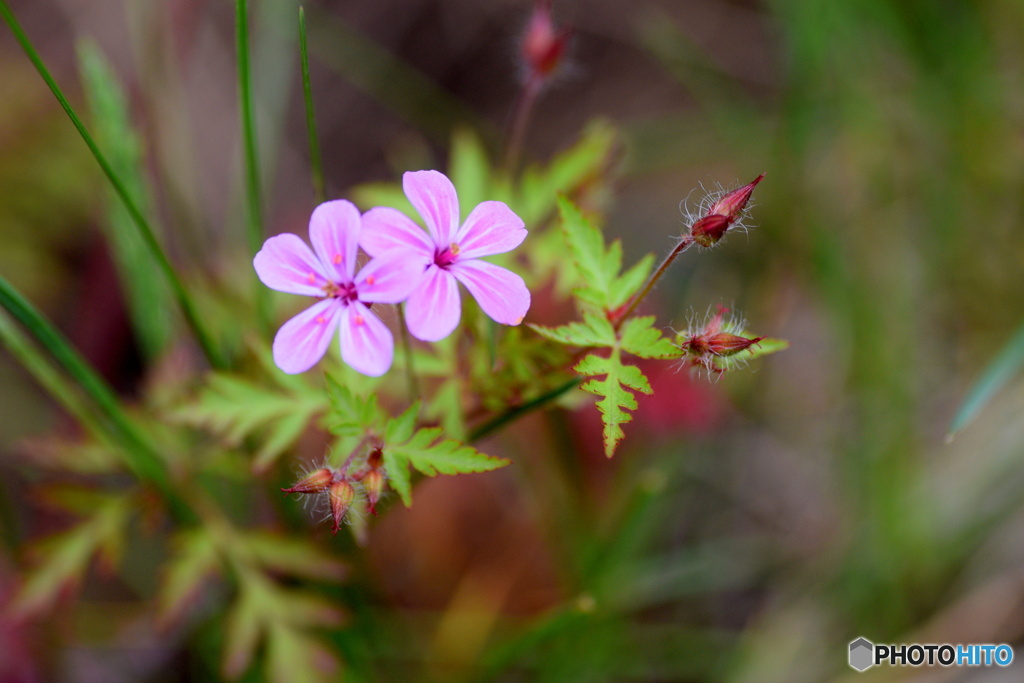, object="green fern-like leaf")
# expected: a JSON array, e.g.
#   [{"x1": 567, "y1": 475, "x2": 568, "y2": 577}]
[{"x1": 575, "y1": 350, "x2": 653, "y2": 457}]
